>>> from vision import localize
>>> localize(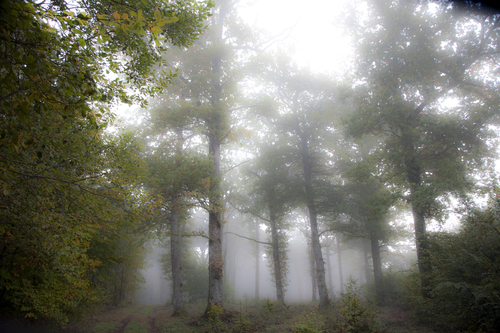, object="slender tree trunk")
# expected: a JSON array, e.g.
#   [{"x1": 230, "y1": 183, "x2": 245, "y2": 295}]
[
  {"x1": 336, "y1": 235, "x2": 344, "y2": 294},
  {"x1": 309, "y1": 243, "x2": 317, "y2": 302},
  {"x1": 269, "y1": 202, "x2": 285, "y2": 304},
  {"x1": 205, "y1": 3, "x2": 227, "y2": 313},
  {"x1": 406, "y1": 153, "x2": 431, "y2": 296},
  {"x1": 170, "y1": 209, "x2": 184, "y2": 316},
  {"x1": 370, "y1": 230, "x2": 384, "y2": 304},
  {"x1": 223, "y1": 224, "x2": 228, "y2": 292},
  {"x1": 206, "y1": 132, "x2": 224, "y2": 311},
  {"x1": 232, "y1": 247, "x2": 236, "y2": 292},
  {"x1": 170, "y1": 128, "x2": 185, "y2": 316},
  {"x1": 411, "y1": 199, "x2": 431, "y2": 295},
  {"x1": 299, "y1": 132, "x2": 330, "y2": 308},
  {"x1": 326, "y1": 247, "x2": 334, "y2": 298},
  {"x1": 363, "y1": 239, "x2": 371, "y2": 284},
  {"x1": 255, "y1": 219, "x2": 260, "y2": 300}
]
